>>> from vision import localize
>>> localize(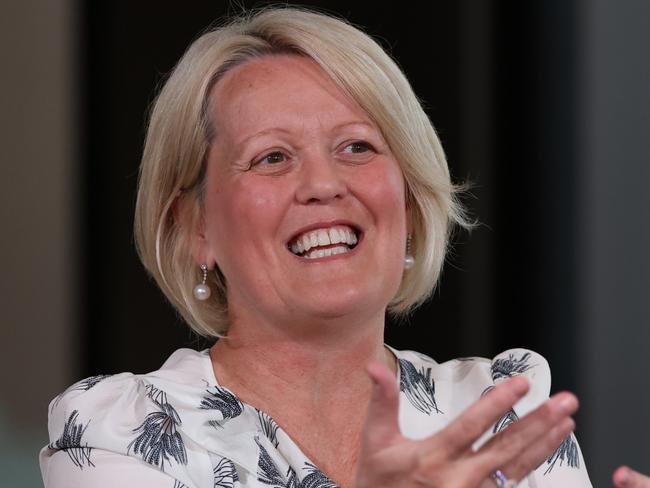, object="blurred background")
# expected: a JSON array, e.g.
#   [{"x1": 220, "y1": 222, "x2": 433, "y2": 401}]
[{"x1": 2, "y1": 0, "x2": 649, "y2": 486}]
